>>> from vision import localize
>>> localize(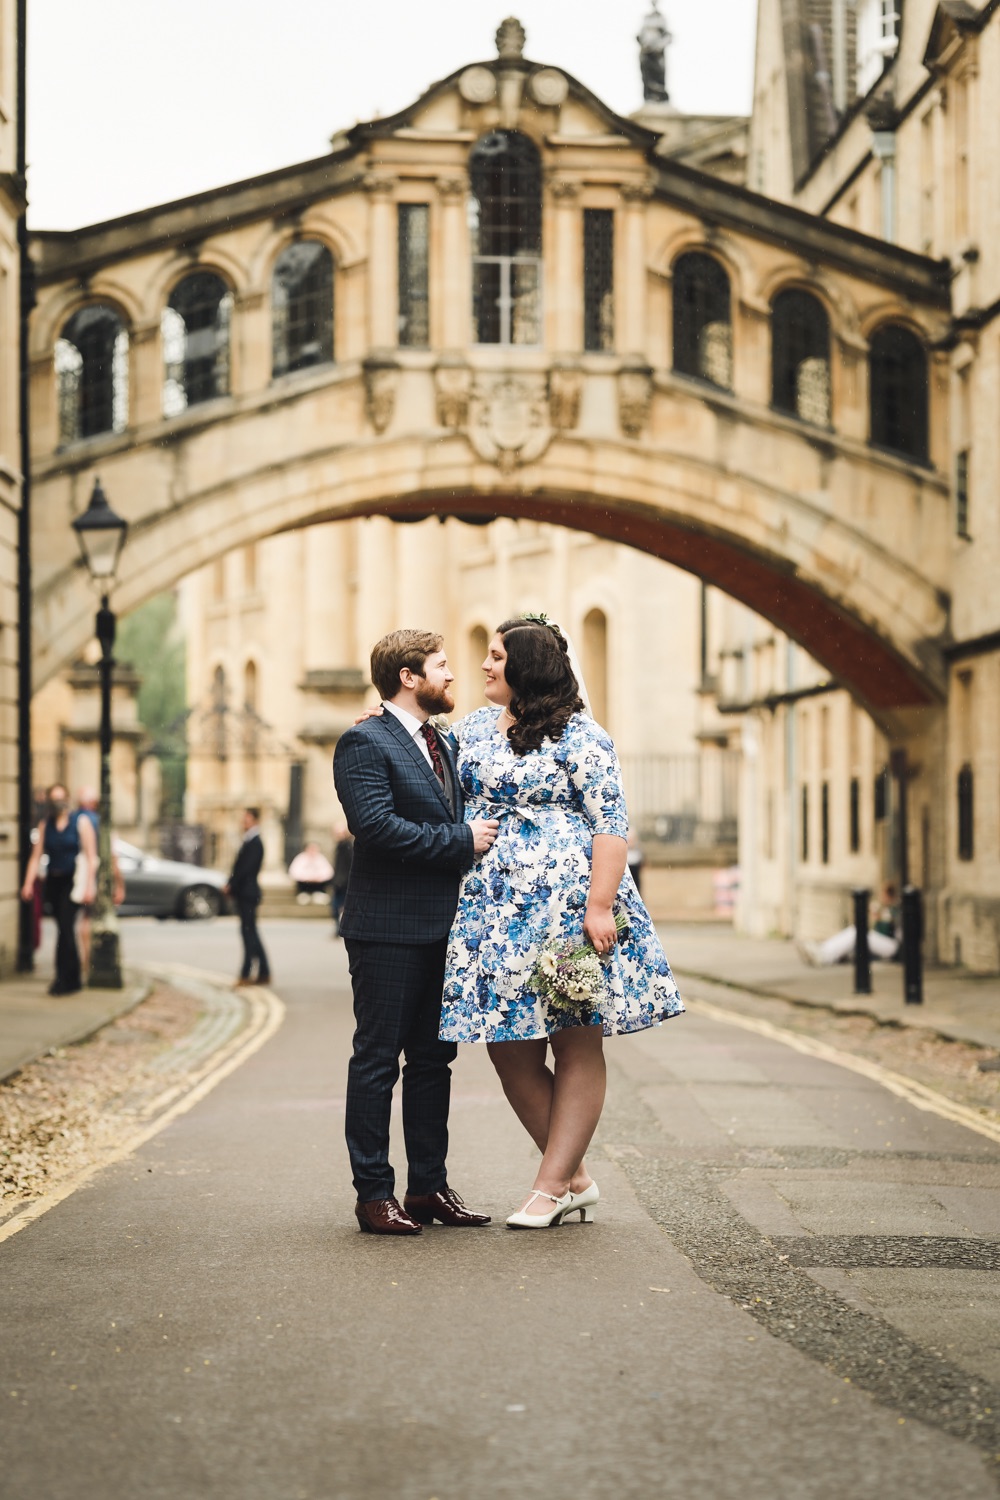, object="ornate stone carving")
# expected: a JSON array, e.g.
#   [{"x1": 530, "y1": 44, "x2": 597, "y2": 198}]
[
  {"x1": 434, "y1": 357, "x2": 472, "y2": 429},
  {"x1": 459, "y1": 66, "x2": 497, "y2": 104},
  {"x1": 617, "y1": 359, "x2": 654, "y2": 439},
  {"x1": 549, "y1": 362, "x2": 582, "y2": 432},
  {"x1": 621, "y1": 178, "x2": 655, "y2": 203},
  {"x1": 362, "y1": 353, "x2": 399, "y2": 435},
  {"x1": 495, "y1": 17, "x2": 526, "y2": 61},
  {"x1": 362, "y1": 174, "x2": 395, "y2": 200},
  {"x1": 469, "y1": 372, "x2": 552, "y2": 474},
  {"x1": 530, "y1": 68, "x2": 568, "y2": 107},
  {"x1": 548, "y1": 177, "x2": 580, "y2": 200},
  {"x1": 435, "y1": 176, "x2": 467, "y2": 201}
]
